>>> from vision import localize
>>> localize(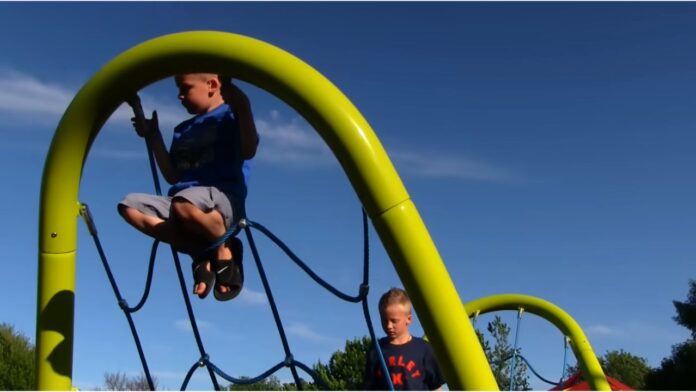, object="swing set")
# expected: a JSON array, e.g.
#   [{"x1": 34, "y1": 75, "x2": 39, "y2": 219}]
[{"x1": 37, "y1": 31, "x2": 612, "y2": 390}]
